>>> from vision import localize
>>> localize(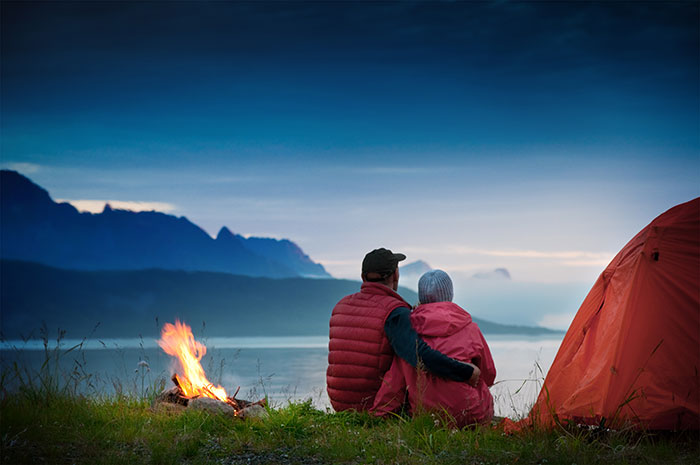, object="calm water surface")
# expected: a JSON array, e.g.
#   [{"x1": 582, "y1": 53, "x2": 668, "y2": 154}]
[{"x1": 1, "y1": 334, "x2": 563, "y2": 418}]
